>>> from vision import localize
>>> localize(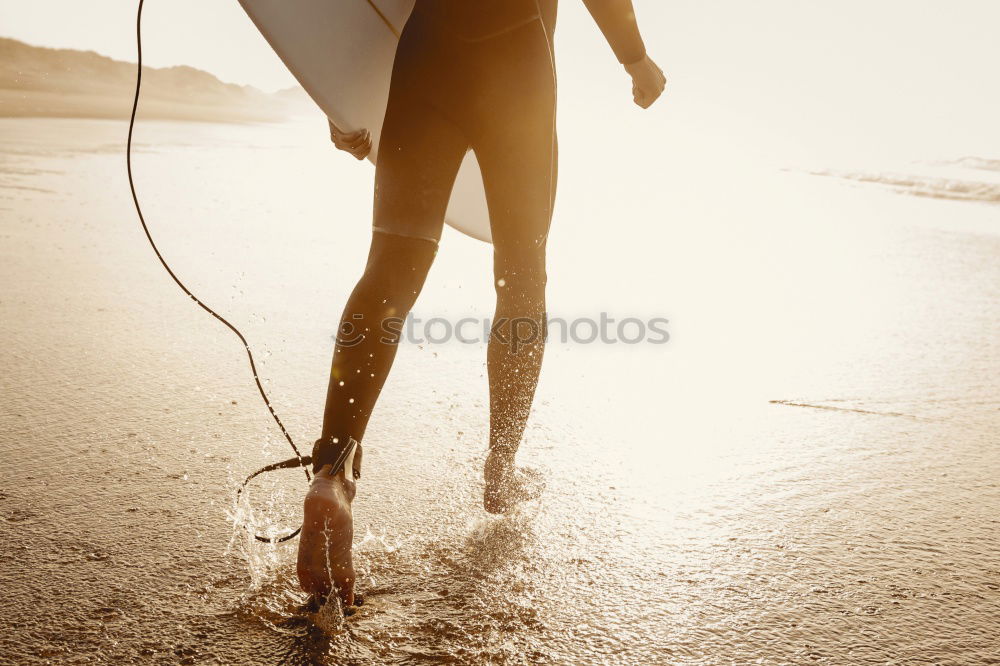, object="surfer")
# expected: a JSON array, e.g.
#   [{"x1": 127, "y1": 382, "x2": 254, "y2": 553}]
[{"x1": 298, "y1": 0, "x2": 665, "y2": 608}]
